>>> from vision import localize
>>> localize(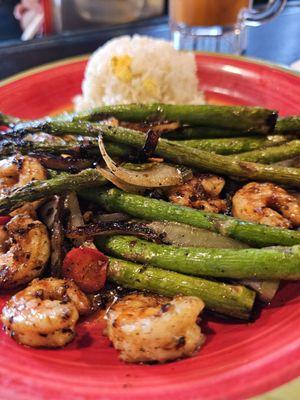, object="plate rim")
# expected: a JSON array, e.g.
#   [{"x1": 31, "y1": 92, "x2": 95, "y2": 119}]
[
  {"x1": 1, "y1": 50, "x2": 300, "y2": 400},
  {"x1": 0, "y1": 52, "x2": 299, "y2": 89}
]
